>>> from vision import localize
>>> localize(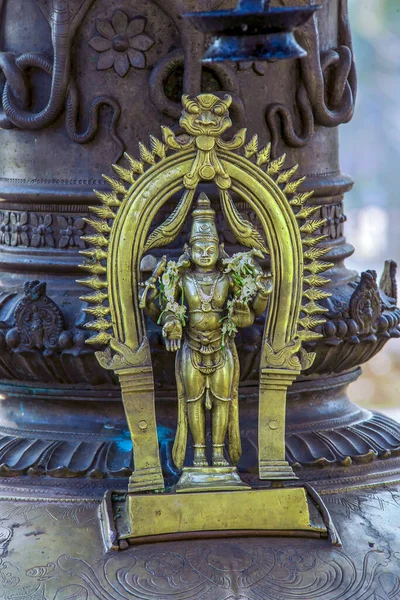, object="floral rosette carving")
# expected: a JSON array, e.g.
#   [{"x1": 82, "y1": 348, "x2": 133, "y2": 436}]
[
  {"x1": 30, "y1": 214, "x2": 54, "y2": 248},
  {"x1": 89, "y1": 10, "x2": 155, "y2": 77},
  {"x1": 10, "y1": 212, "x2": 29, "y2": 247},
  {"x1": 57, "y1": 216, "x2": 85, "y2": 249}
]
